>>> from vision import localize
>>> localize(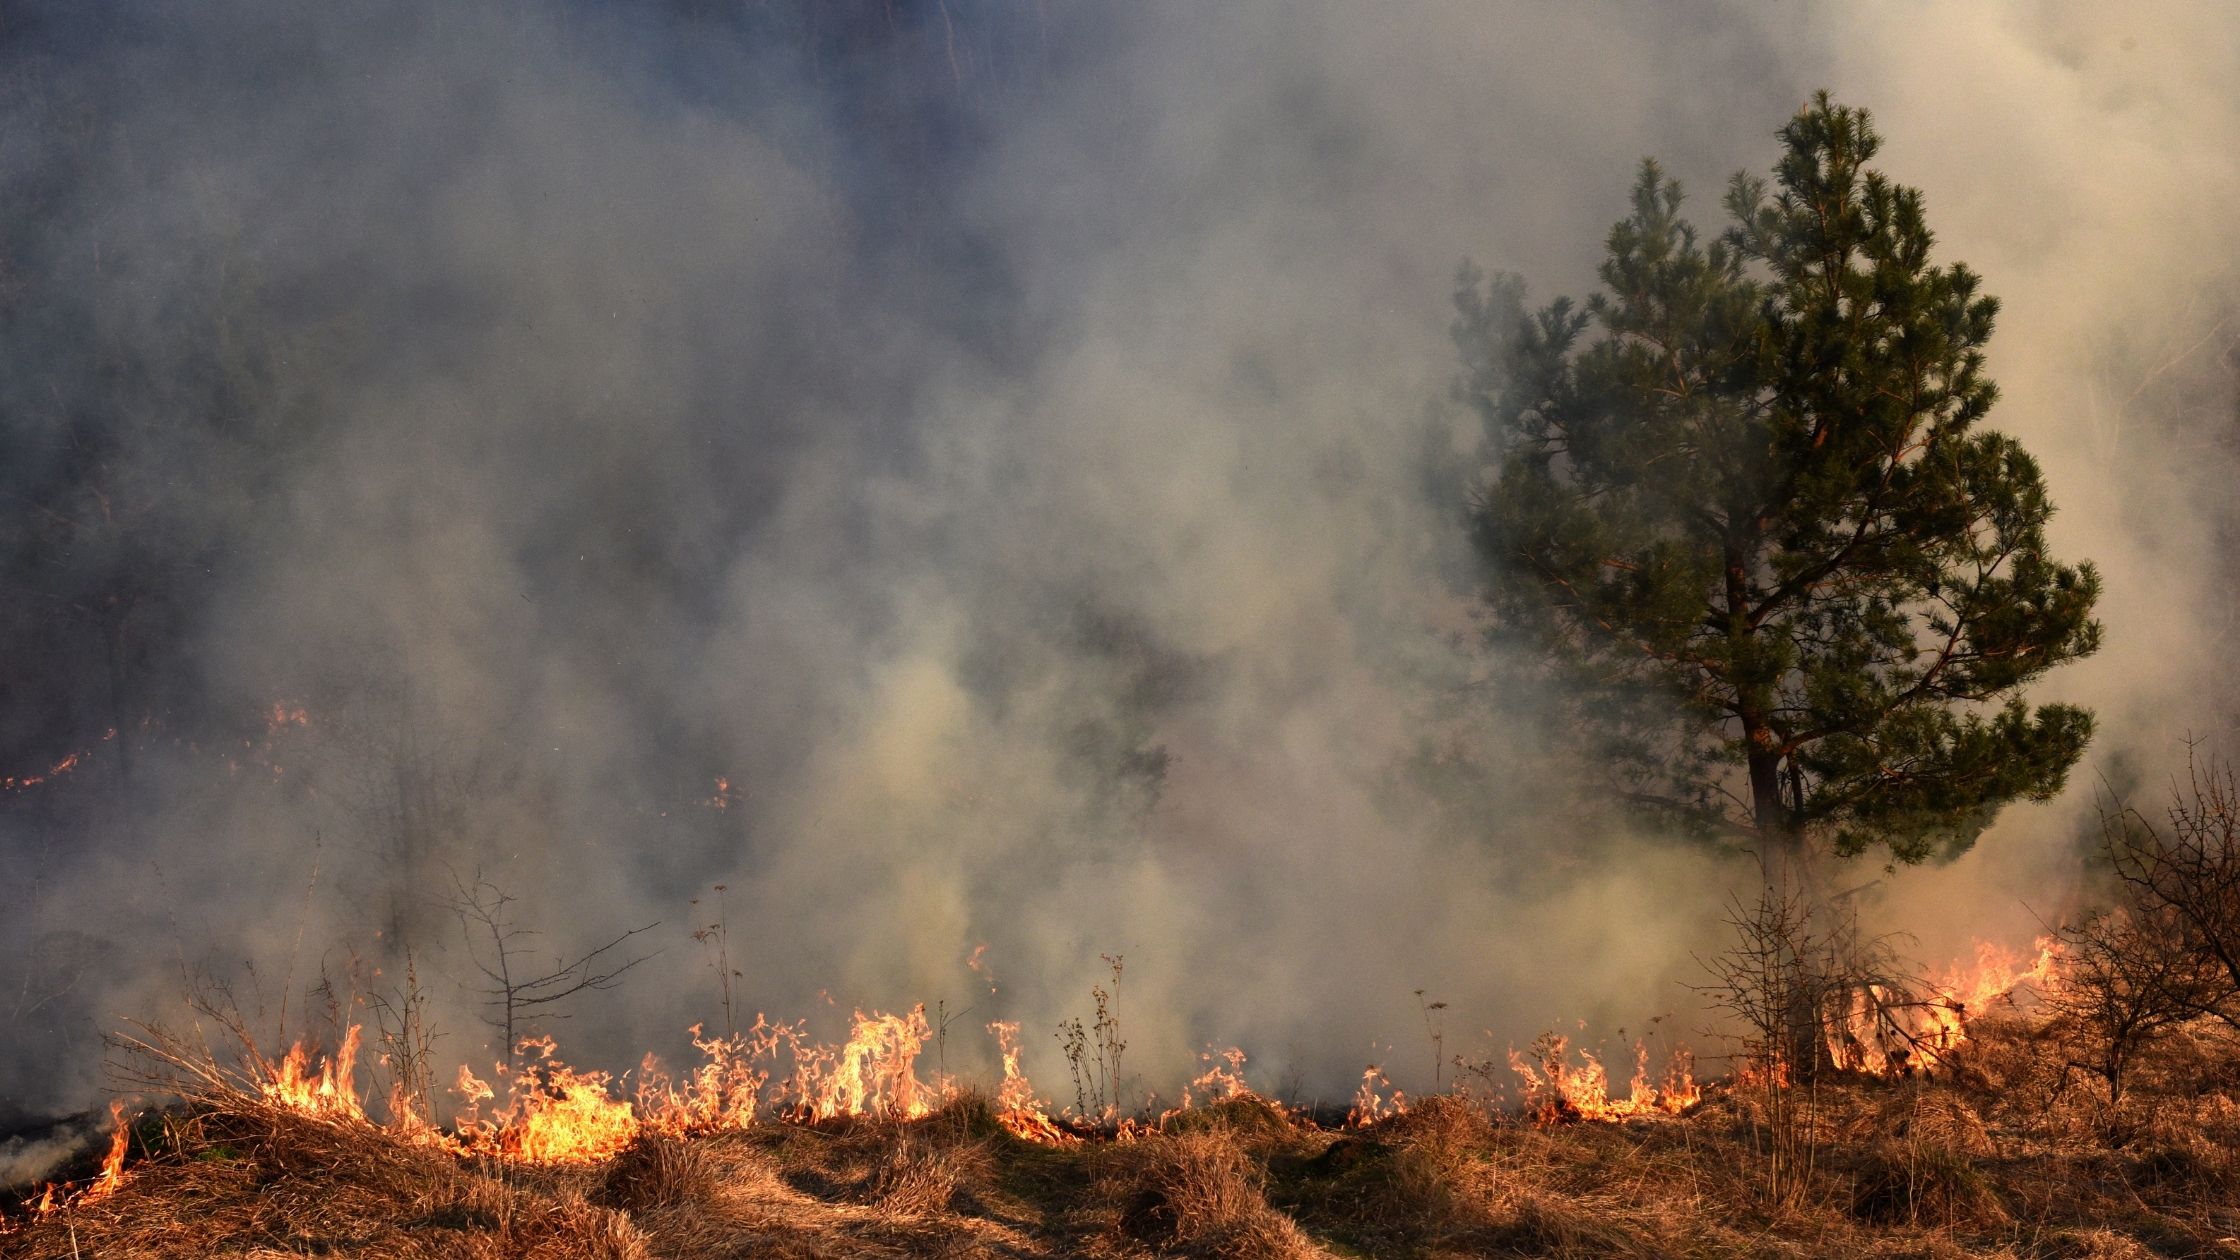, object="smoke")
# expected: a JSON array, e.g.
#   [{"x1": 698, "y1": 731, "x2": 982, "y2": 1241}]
[{"x1": 0, "y1": 0, "x2": 2233, "y2": 1129}]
